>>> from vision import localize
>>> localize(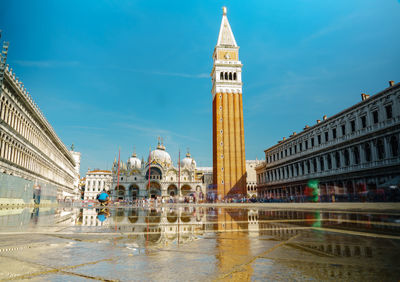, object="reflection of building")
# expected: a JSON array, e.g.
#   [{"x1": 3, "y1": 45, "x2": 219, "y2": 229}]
[
  {"x1": 211, "y1": 207, "x2": 254, "y2": 280},
  {"x1": 84, "y1": 170, "x2": 112, "y2": 200},
  {"x1": 0, "y1": 42, "x2": 80, "y2": 204},
  {"x1": 212, "y1": 7, "x2": 246, "y2": 198},
  {"x1": 256, "y1": 209, "x2": 400, "y2": 281},
  {"x1": 110, "y1": 141, "x2": 206, "y2": 201},
  {"x1": 257, "y1": 82, "x2": 400, "y2": 200},
  {"x1": 80, "y1": 207, "x2": 207, "y2": 246}
]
